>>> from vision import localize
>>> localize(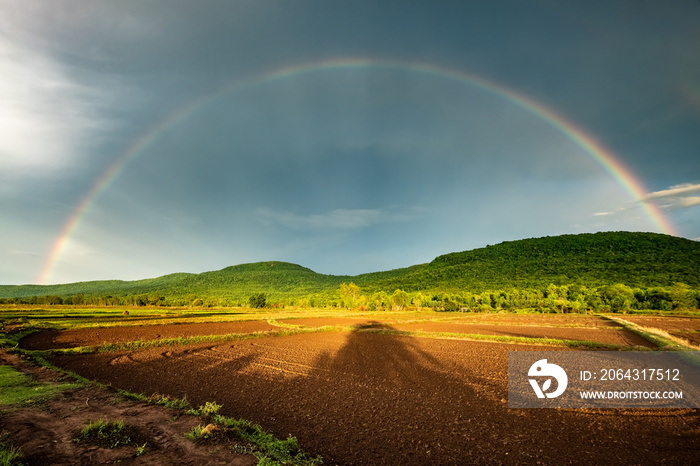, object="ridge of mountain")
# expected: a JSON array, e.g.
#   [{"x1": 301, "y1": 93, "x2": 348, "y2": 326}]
[{"x1": 1, "y1": 231, "x2": 698, "y2": 300}]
